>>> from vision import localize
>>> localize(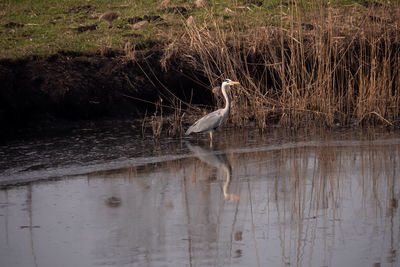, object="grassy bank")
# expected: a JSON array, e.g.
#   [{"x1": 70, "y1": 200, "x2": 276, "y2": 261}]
[
  {"x1": 1, "y1": 0, "x2": 170, "y2": 57},
  {"x1": 1, "y1": 0, "x2": 400, "y2": 131}
]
